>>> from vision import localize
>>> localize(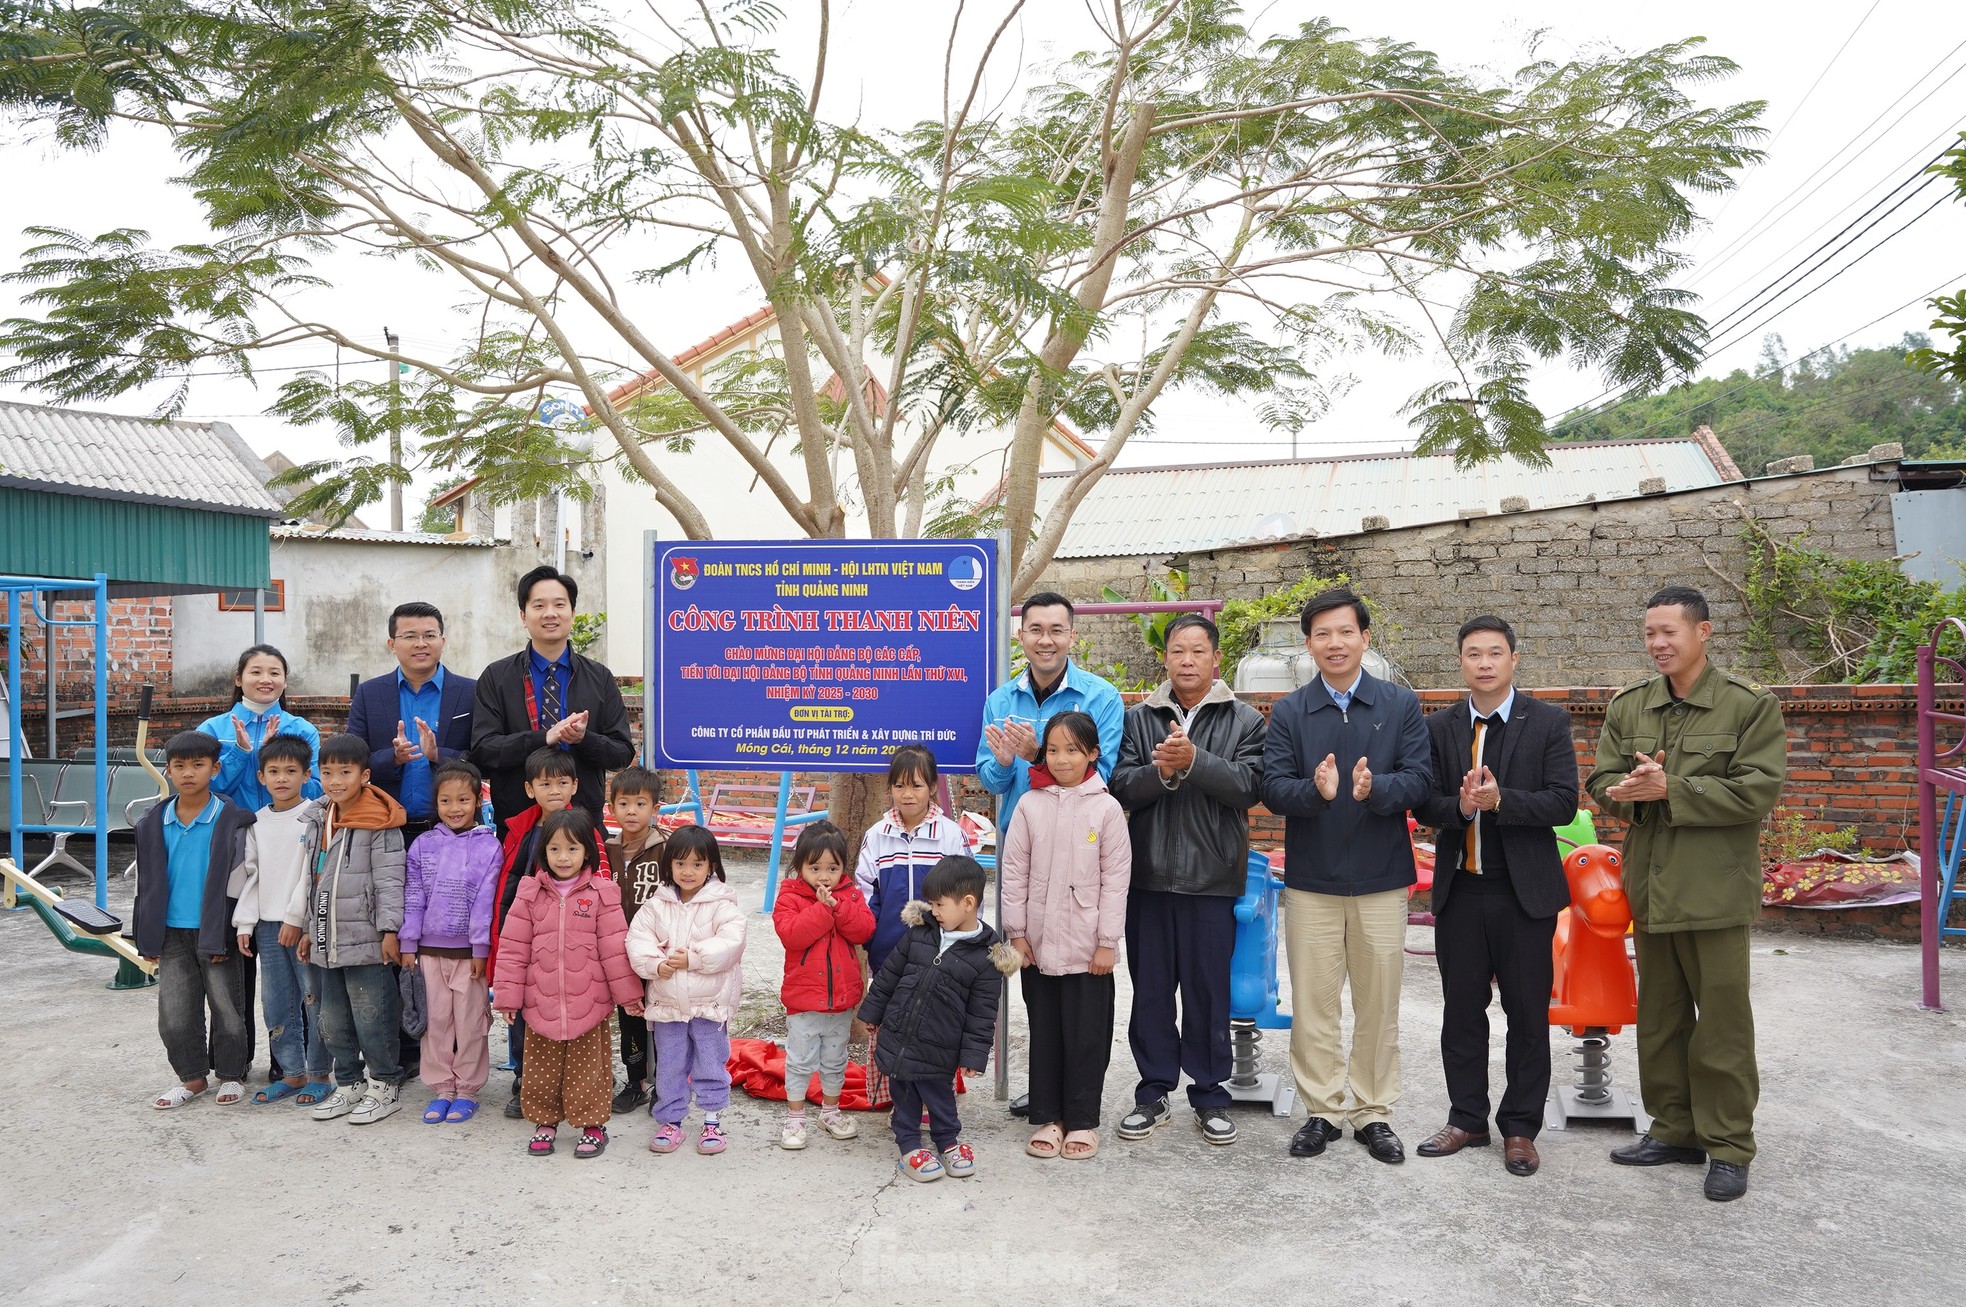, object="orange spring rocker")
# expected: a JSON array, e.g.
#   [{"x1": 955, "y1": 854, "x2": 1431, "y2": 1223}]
[{"x1": 1544, "y1": 844, "x2": 1649, "y2": 1133}]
